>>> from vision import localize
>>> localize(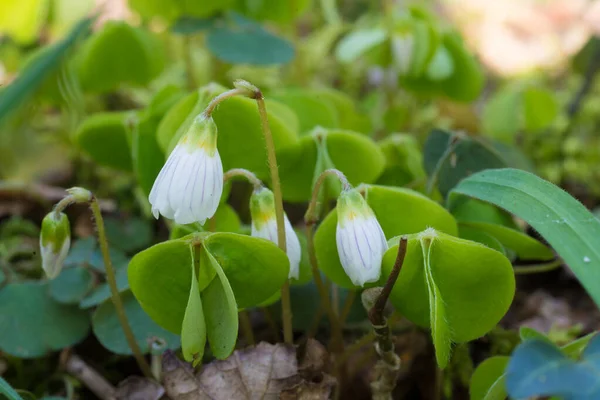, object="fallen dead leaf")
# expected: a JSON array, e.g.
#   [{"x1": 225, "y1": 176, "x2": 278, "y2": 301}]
[
  {"x1": 115, "y1": 376, "x2": 164, "y2": 400},
  {"x1": 163, "y1": 342, "x2": 300, "y2": 400}
]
